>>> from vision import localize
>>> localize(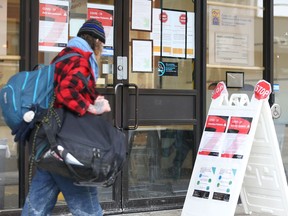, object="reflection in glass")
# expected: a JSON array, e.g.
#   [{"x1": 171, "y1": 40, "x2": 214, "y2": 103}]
[
  {"x1": 206, "y1": 1, "x2": 264, "y2": 116},
  {"x1": 0, "y1": 0, "x2": 20, "y2": 209},
  {"x1": 128, "y1": 126, "x2": 193, "y2": 199},
  {"x1": 273, "y1": 1, "x2": 288, "y2": 180},
  {"x1": 129, "y1": 0, "x2": 195, "y2": 90}
]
